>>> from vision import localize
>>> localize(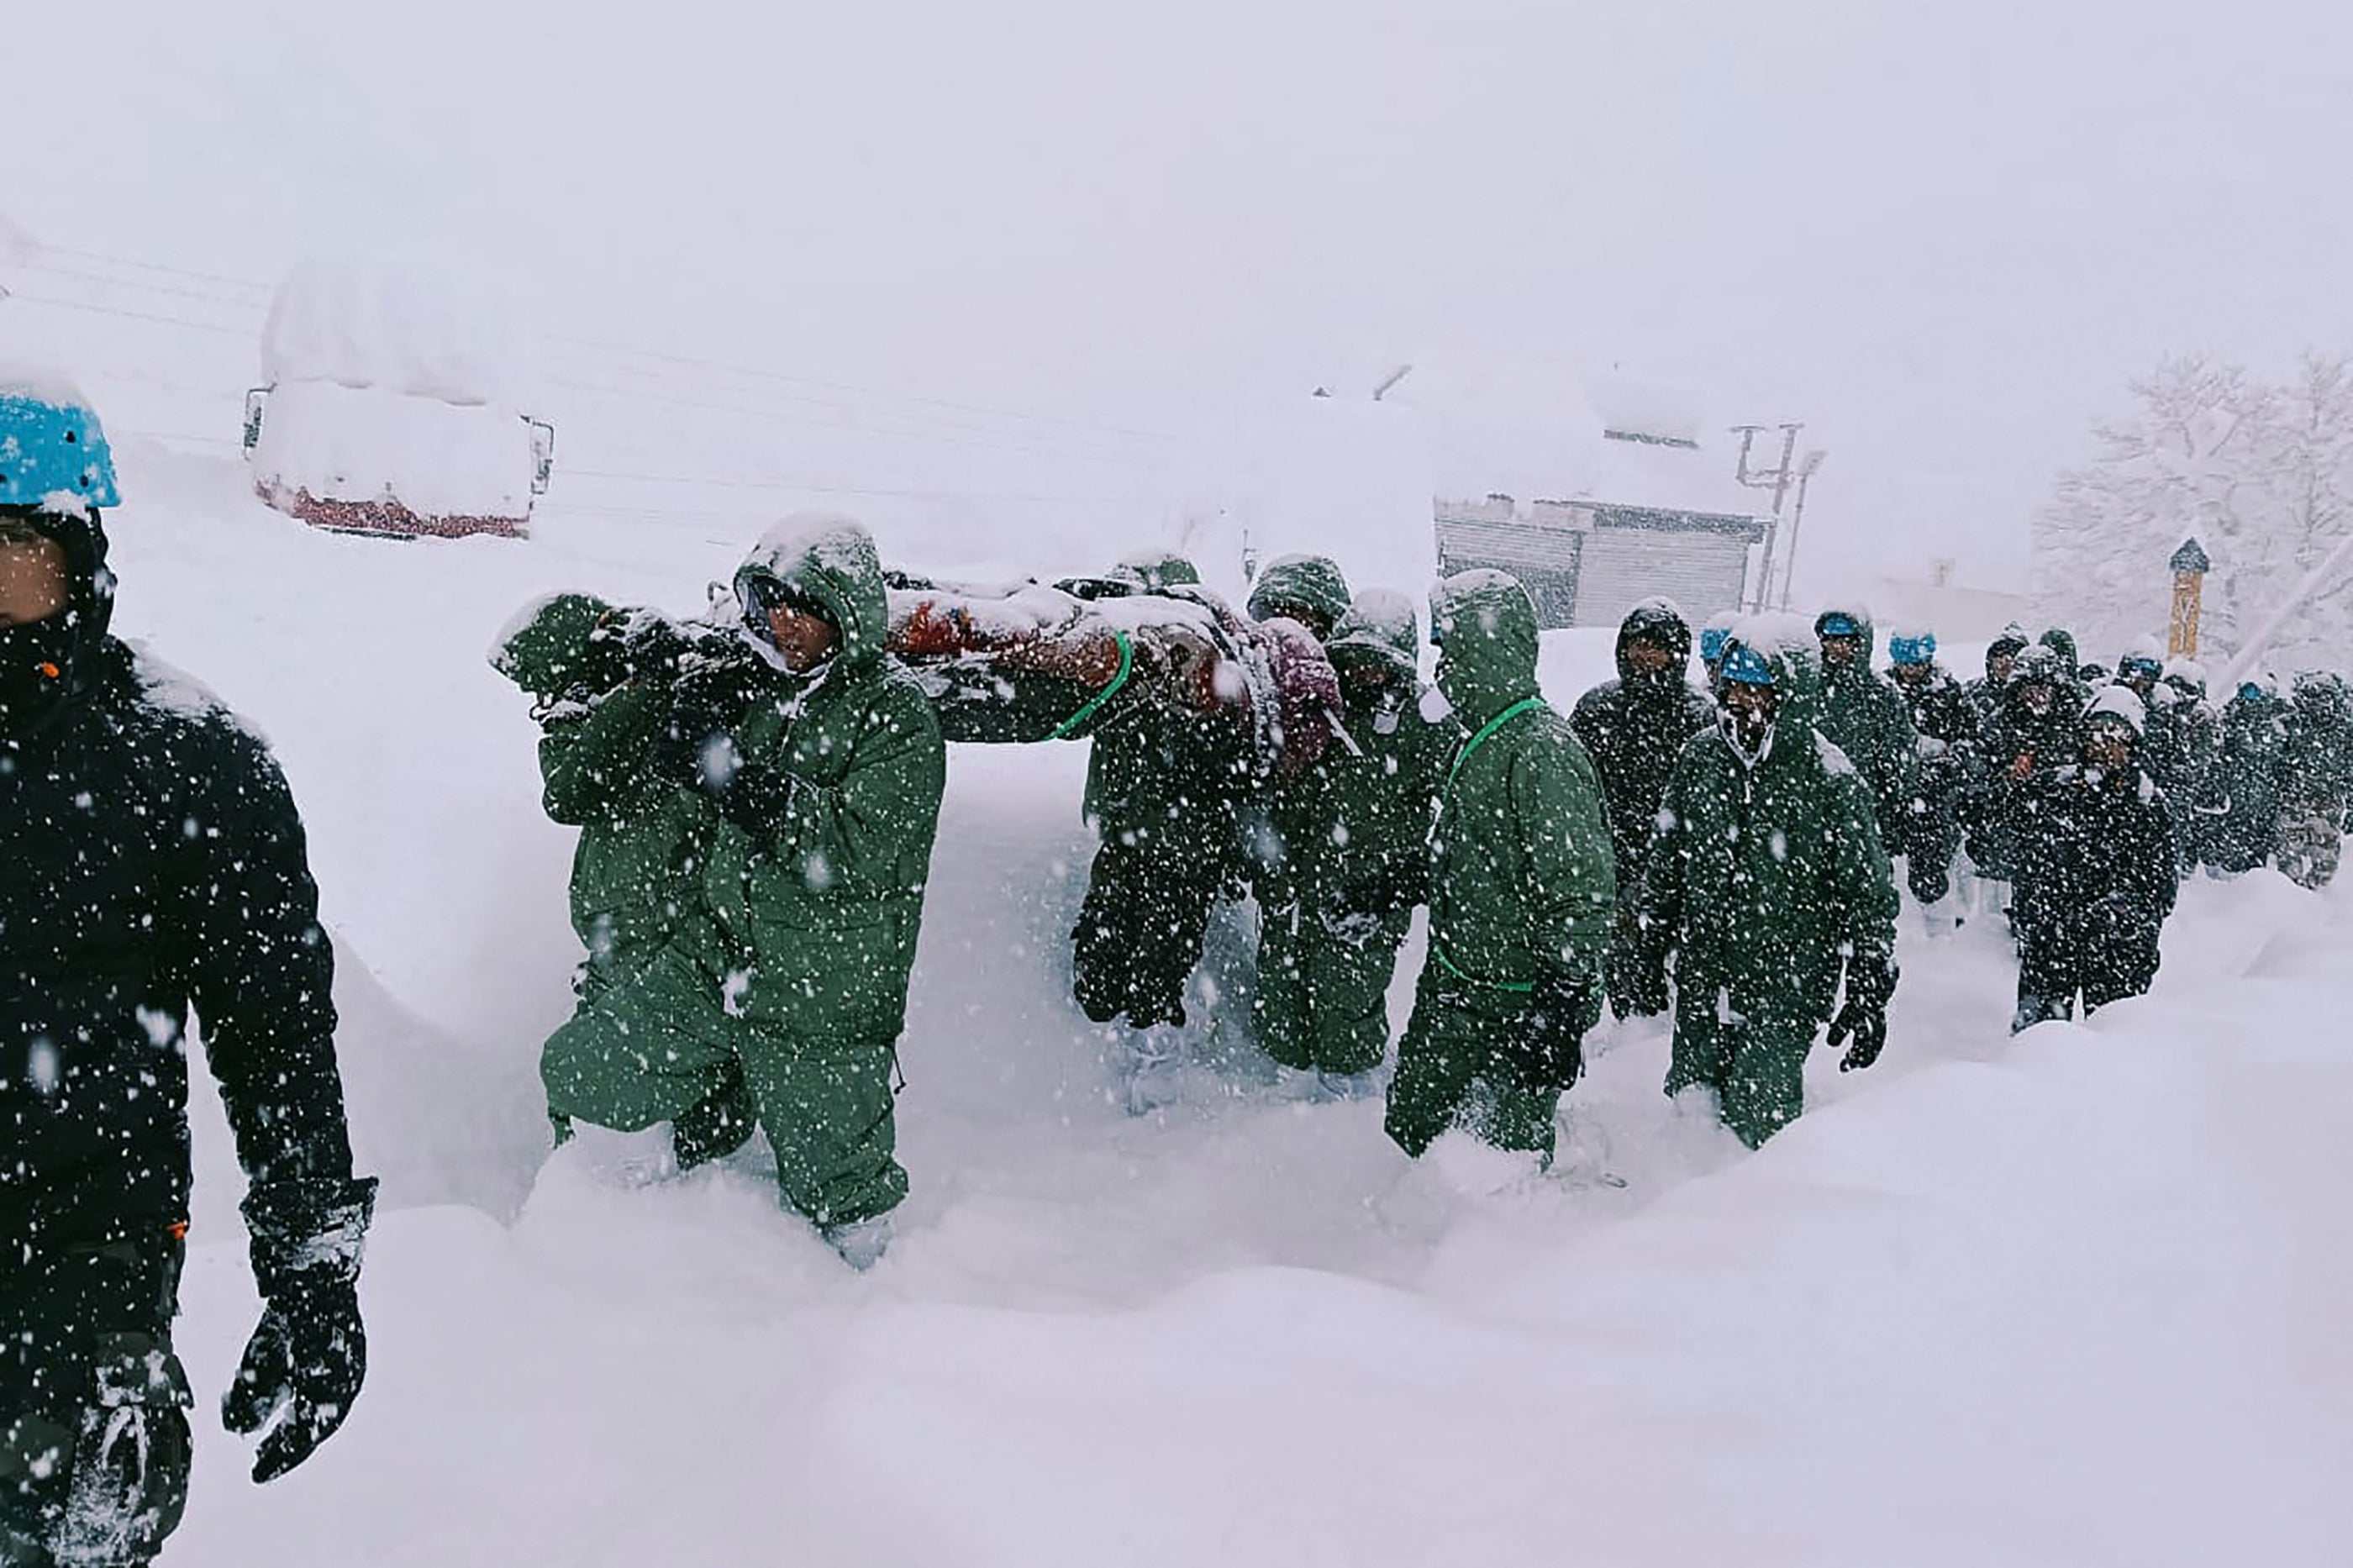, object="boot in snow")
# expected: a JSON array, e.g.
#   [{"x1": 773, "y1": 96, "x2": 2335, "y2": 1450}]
[
  {"x1": 1314, "y1": 1067, "x2": 1384, "y2": 1102},
  {"x1": 2010, "y1": 992, "x2": 2072, "y2": 1034},
  {"x1": 1124, "y1": 1024, "x2": 1185, "y2": 1115},
  {"x1": 824, "y1": 1215, "x2": 892, "y2": 1271}
]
